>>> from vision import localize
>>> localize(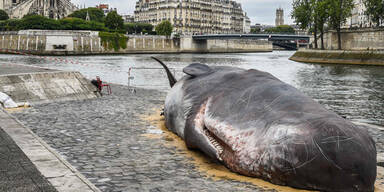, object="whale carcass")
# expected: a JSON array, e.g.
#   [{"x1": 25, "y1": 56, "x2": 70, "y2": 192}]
[{"x1": 152, "y1": 57, "x2": 377, "y2": 192}]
